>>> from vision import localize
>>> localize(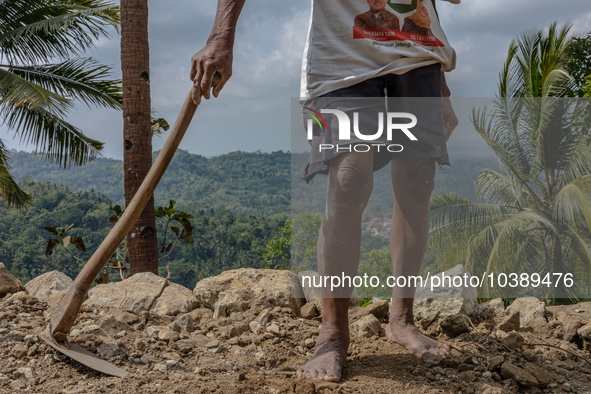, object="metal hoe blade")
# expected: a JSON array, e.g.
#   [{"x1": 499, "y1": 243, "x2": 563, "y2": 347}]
[{"x1": 40, "y1": 327, "x2": 127, "y2": 377}]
